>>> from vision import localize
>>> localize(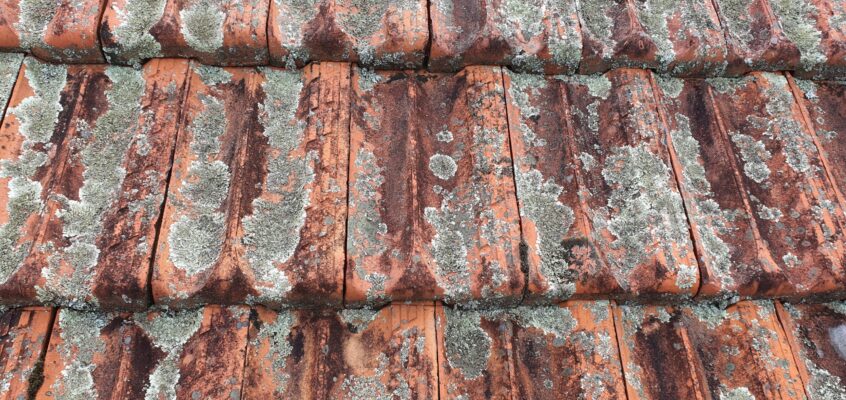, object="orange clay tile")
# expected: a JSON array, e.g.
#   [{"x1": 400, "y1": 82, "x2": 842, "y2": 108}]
[
  {"x1": 0, "y1": 58, "x2": 189, "y2": 310},
  {"x1": 579, "y1": 0, "x2": 728, "y2": 75},
  {"x1": 268, "y1": 0, "x2": 428, "y2": 69},
  {"x1": 243, "y1": 303, "x2": 438, "y2": 399},
  {"x1": 345, "y1": 66, "x2": 524, "y2": 307},
  {"x1": 701, "y1": 72, "x2": 846, "y2": 300},
  {"x1": 711, "y1": 0, "x2": 801, "y2": 75},
  {"x1": 0, "y1": 307, "x2": 53, "y2": 399},
  {"x1": 776, "y1": 301, "x2": 846, "y2": 399},
  {"x1": 614, "y1": 301, "x2": 806, "y2": 399},
  {"x1": 0, "y1": 0, "x2": 104, "y2": 63},
  {"x1": 436, "y1": 301, "x2": 625, "y2": 399},
  {"x1": 511, "y1": 68, "x2": 697, "y2": 301},
  {"x1": 0, "y1": 53, "x2": 22, "y2": 113},
  {"x1": 428, "y1": 0, "x2": 582, "y2": 74},
  {"x1": 768, "y1": 0, "x2": 846, "y2": 79},
  {"x1": 100, "y1": 0, "x2": 269, "y2": 67},
  {"x1": 37, "y1": 306, "x2": 249, "y2": 399},
  {"x1": 154, "y1": 62, "x2": 348, "y2": 308}
]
